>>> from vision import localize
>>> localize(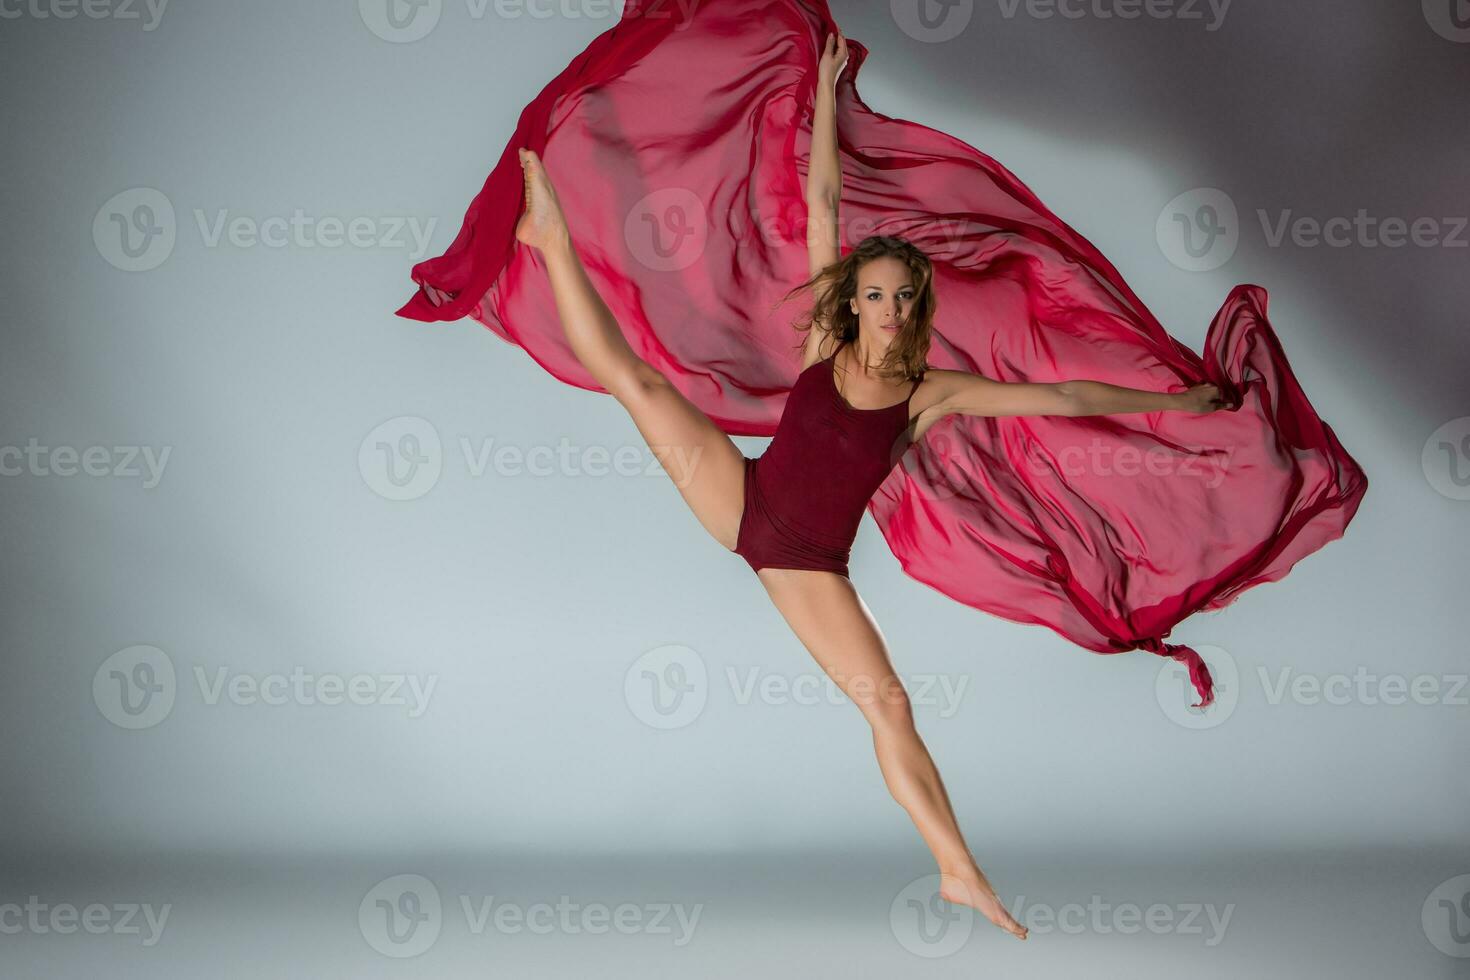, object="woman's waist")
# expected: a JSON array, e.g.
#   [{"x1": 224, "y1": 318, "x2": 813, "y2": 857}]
[{"x1": 749, "y1": 458, "x2": 867, "y2": 546}]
